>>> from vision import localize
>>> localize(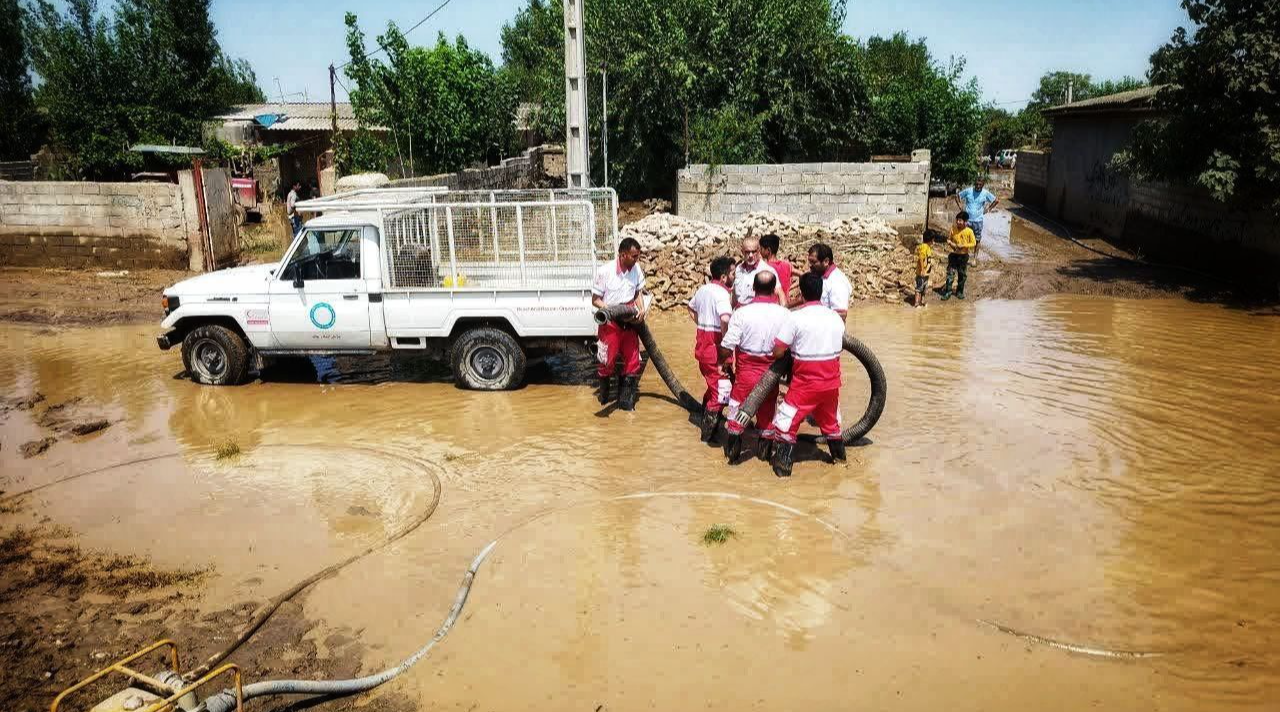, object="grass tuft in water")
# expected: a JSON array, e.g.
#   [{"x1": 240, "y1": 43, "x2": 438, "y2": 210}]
[
  {"x1": 702, "y1": 524, "x2": 737, "y2": 545},
  {"x1": 215, "y1": 441, "x2": 241, "y2": 460}
]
